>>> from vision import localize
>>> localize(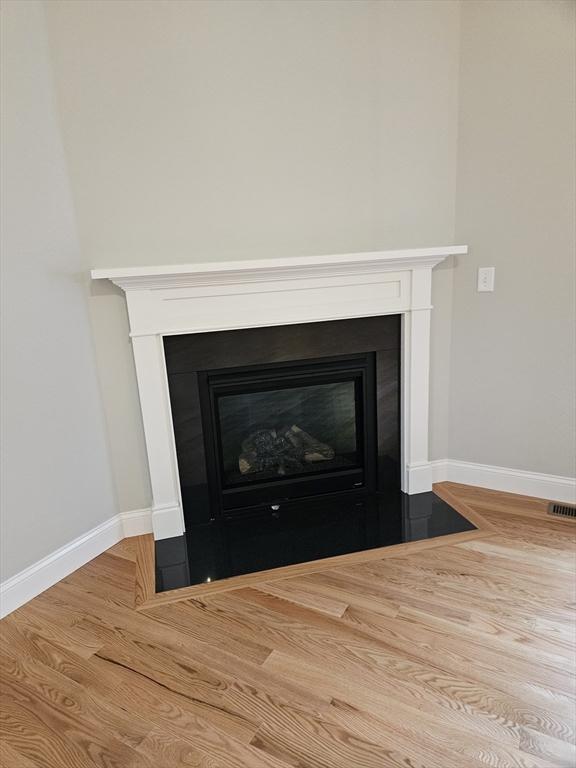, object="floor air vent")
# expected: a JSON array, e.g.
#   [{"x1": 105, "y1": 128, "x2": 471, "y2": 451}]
[{"x1": 548, "y1": 502, "x2": 576, "y2": 518}]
